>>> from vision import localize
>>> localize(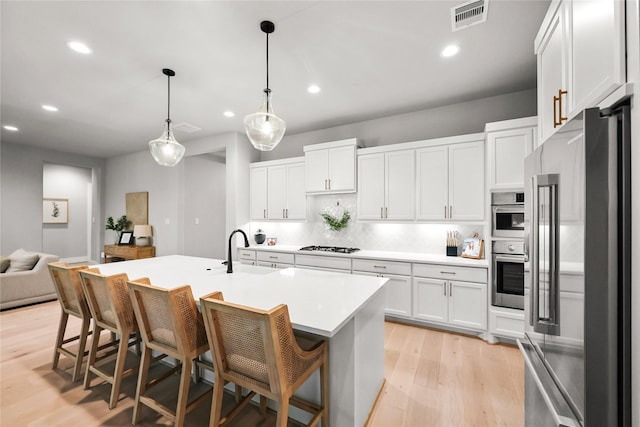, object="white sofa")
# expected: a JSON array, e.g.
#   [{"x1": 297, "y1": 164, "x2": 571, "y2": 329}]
[{"x1": 0, "y1": 250, "x2": 59, "y2": 310}]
